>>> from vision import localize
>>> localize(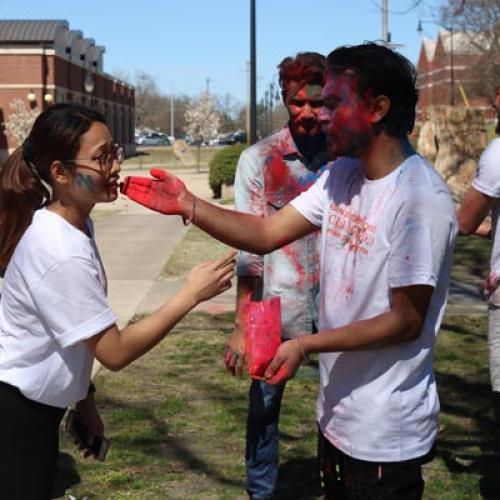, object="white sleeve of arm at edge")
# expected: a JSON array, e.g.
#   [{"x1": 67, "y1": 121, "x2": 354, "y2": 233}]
[
  {"x1": 289, "y1": 169, "x2": 329, "y2": 228},
  {"x1": 472, "y1": 139, "x2": 500, "y2": 198}
]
